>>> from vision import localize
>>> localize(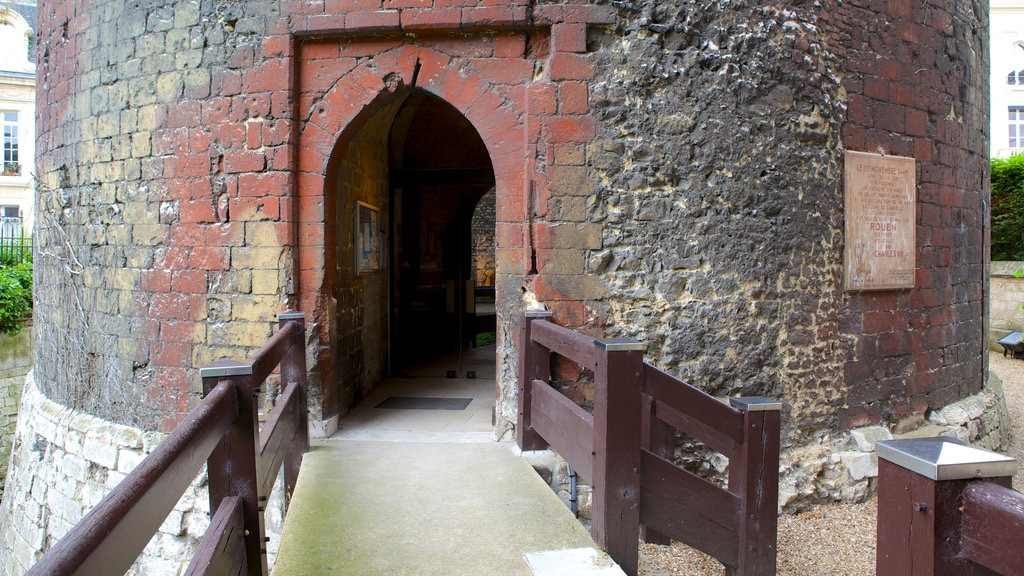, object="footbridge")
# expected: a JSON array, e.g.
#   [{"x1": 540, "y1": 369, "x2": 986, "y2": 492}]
[{"x1": 22, "y1": 312, "x2": 782, "y2": 576}]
